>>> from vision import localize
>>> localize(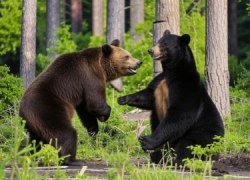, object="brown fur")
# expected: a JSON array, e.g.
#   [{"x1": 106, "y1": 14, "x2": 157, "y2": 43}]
[
  {"x1": 154, "y1": 79, "x2": 169, "y2": 121},
  {"x1": 19, "y1": 41, "x2": 141, "y2": 165}
]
